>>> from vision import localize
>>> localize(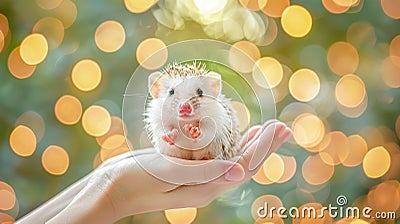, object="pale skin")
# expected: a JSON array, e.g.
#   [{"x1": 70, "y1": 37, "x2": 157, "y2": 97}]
[{"x1": 16, "y1": 120, "x2": 292, "y2": 224}]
